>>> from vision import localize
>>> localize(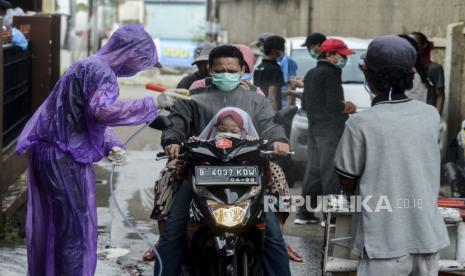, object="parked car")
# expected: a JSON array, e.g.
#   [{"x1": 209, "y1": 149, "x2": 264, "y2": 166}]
[{"x1": 286, "y1": 36, "x2": 372, "y2": 167}]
